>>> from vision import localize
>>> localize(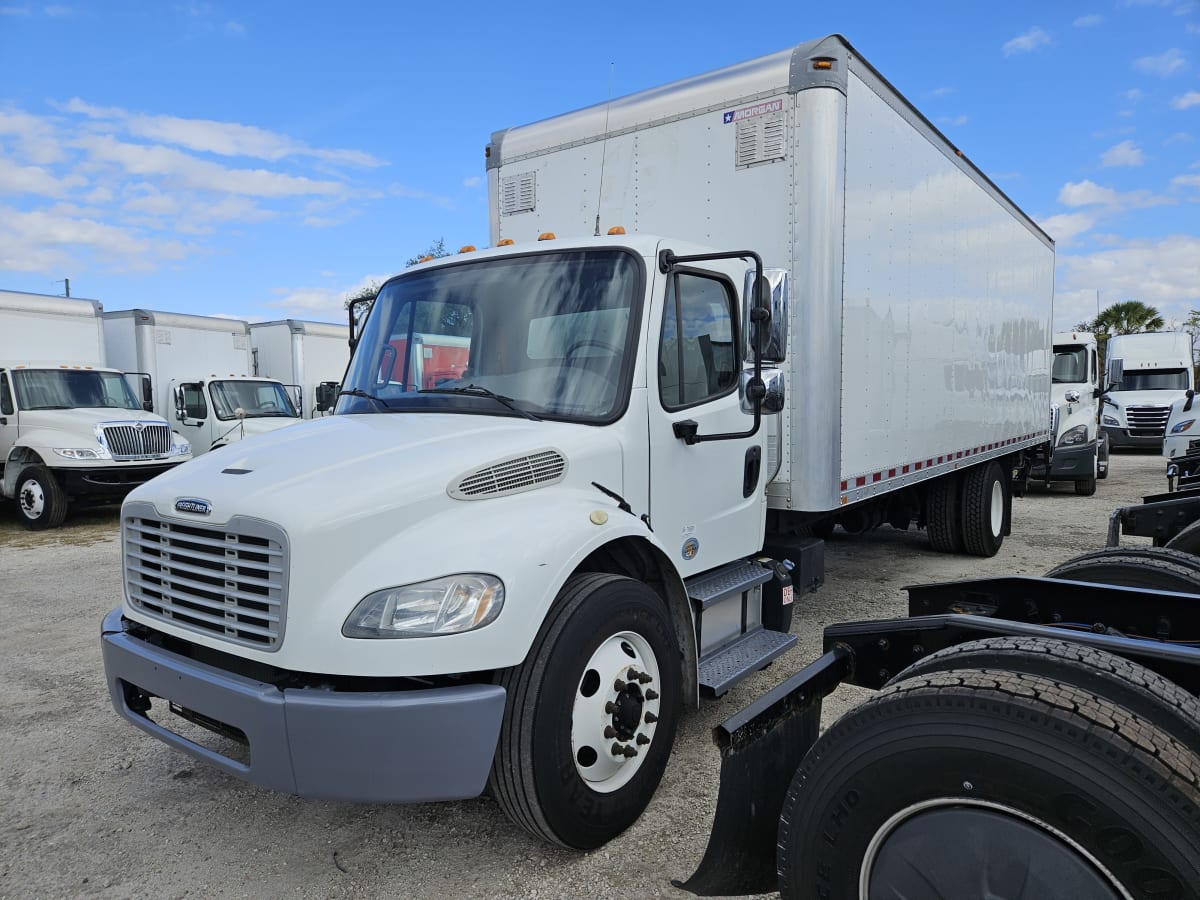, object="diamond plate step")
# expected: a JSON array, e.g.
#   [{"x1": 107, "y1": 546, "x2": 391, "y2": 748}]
[
  {"x1": 698, "y1": 628, "x2": 797, "y2": 697},
  {"x1": 686, "y1": 561, "x2": 773, "y2": 610}
]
